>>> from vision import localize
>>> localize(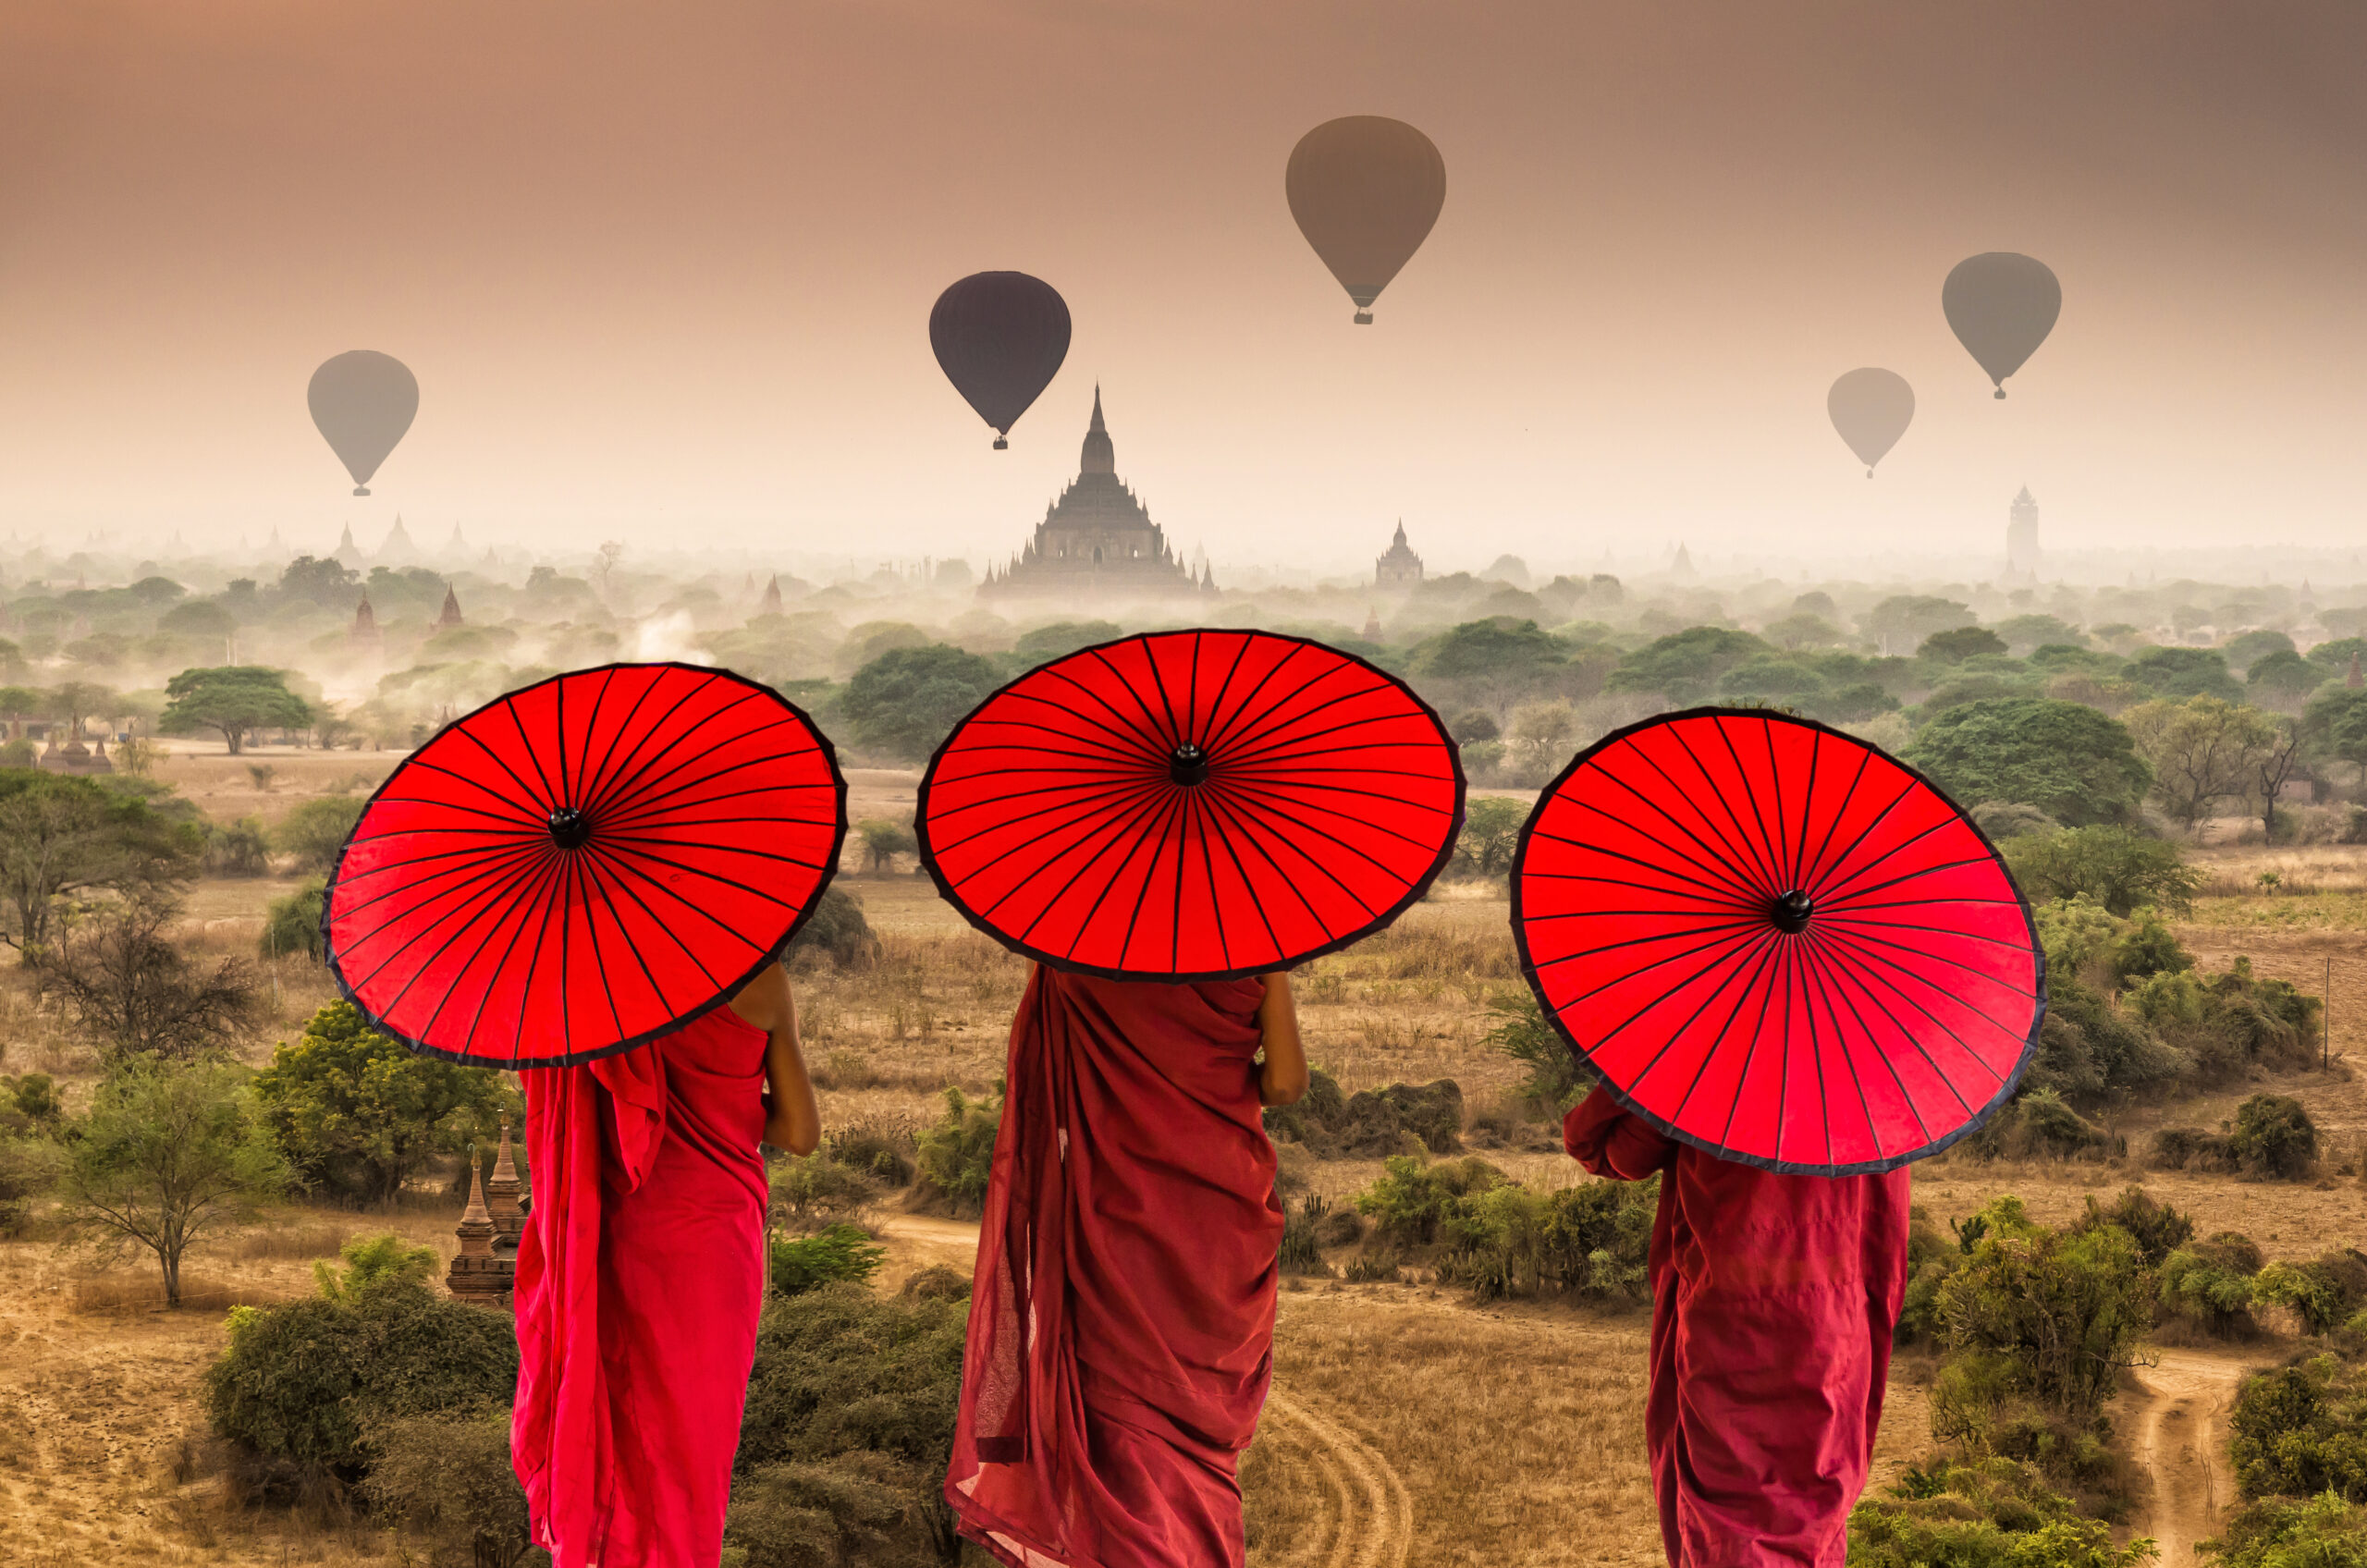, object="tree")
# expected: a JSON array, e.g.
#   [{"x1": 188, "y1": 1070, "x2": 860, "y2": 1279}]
[
  {"x1": 2253, "y1": 715, "x2": 2305, "y2": 841},
  {"x1": 1861, "y1": 595, "x2": 1972, "y2": 655},
  {"x1": 2123, "y1": 646, "x2": 2244, "y2": 704},
  {"x1": 2302, "y1": 685, "x2": 2367, "y2": 787},
  {"x1": 1605, "y1": 626, "x2": 1769, "y2": 704},
  {"x1": 47, "y1": 895, "x2": 261, "y2": 1062},
  {"x1": 1453, "y1": 797, "x2": 1530, "y2": 879},
  {"x1": 1993, "y1": 614, "x2": 2085, "y2": 656},
  {"x1": 57, "y1": 1060, "x2": 292, "y2": 1305},
  {"x1": 856, "y1": 817, "x2": 917, "y2": 873},
  {"x1": 0, "y1": 769, "x2": 200, "y2": 956},
  {"x1": 2221, "y1": 629, "x2": 2297, "y2": 677},
  {"x1": 50, "y1": 680, "x2": 117, "y2": 744},
  {"x1": 2248, "y1": 648, "x2": 2323, "y2": 713},
  {"x1": 273, "y1": 795, "x2": 367, "y2": 874},
  {"x1": 158, "y1": 666, "x2": 313, "y2": 754},
  {"x1": 251, "y1": 1001, "x2": 517, "y2": 1206},
  {"x1": 1012, "y1": 620, "x2": 1122, "y2": 662},
  {"x1": 1902, "y1": 699, "x2": 2152, "y2": 827},
  {"x1": 2004, "y1": 827, "x2": 2201, "y2": 916},
  {"x1": 277, "y1": 554, "x2": 359, "y2": 608},
  {"x1": 259, "y1": 878, "x2": 328, "y2": 962},
  {"x1": 840, "y1": 644, "x2": 1002, "y2": 763},
  {"x1": 1935, "y1": 1203, "x2": 2152, "y2": 1424},
  {"x1": 1917, "y1": 626, "x2": 2007, "y2": 663},
  {"x1": 1417, "y1": 618, "x2": 1567, "y2": 682},
  {"x1": 2122, "y1": 695, "x2": 2283, "y2": 828},
  {"x1": 1501, "y1": 700, "x2": 1578, "y2": 787}
]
